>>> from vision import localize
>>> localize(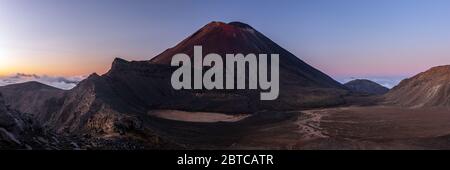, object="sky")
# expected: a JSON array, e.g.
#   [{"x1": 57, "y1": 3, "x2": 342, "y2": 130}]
[{"x1": 2, "y1": 0, "x2": 450, "y2": 88}]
